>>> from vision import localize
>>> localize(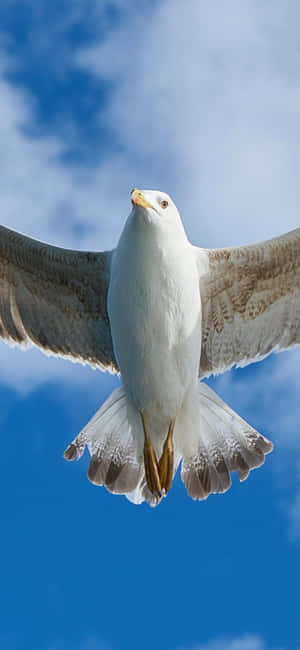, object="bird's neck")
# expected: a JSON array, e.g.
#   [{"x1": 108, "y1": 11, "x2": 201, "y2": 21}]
[{"x1": 121, "y1": 212, "x2": 188, "y2": 254}]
